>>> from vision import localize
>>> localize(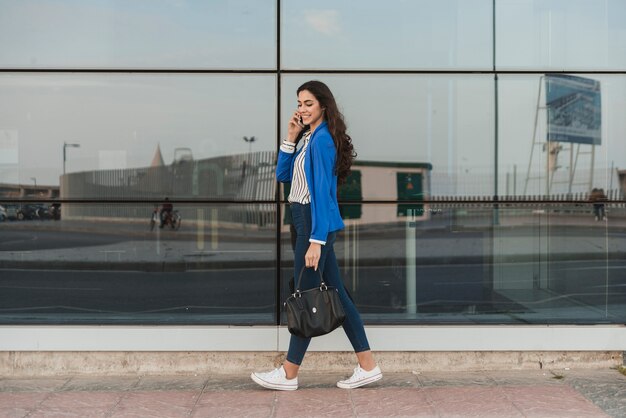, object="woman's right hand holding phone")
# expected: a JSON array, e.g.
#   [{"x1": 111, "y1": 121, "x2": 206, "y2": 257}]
[{"x1": 286, "y1": 111, "x2": 305, "y2": 143}]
